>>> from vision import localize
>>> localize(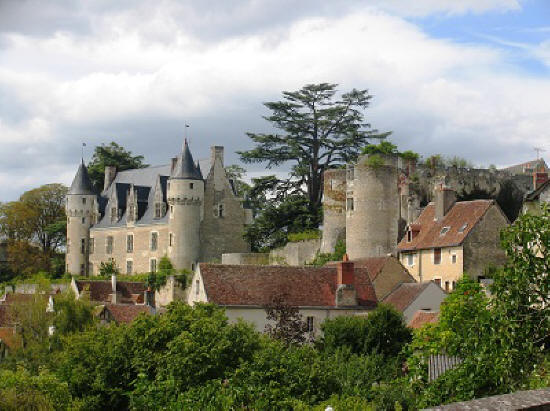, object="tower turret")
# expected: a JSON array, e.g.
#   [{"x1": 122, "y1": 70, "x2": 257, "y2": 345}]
[
  {"x1": 167, "y1": 140, "x2": 204, "y2": 271},
  {"x1": 66, "y1": 160, "x2": 97, "y2": 276}
]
